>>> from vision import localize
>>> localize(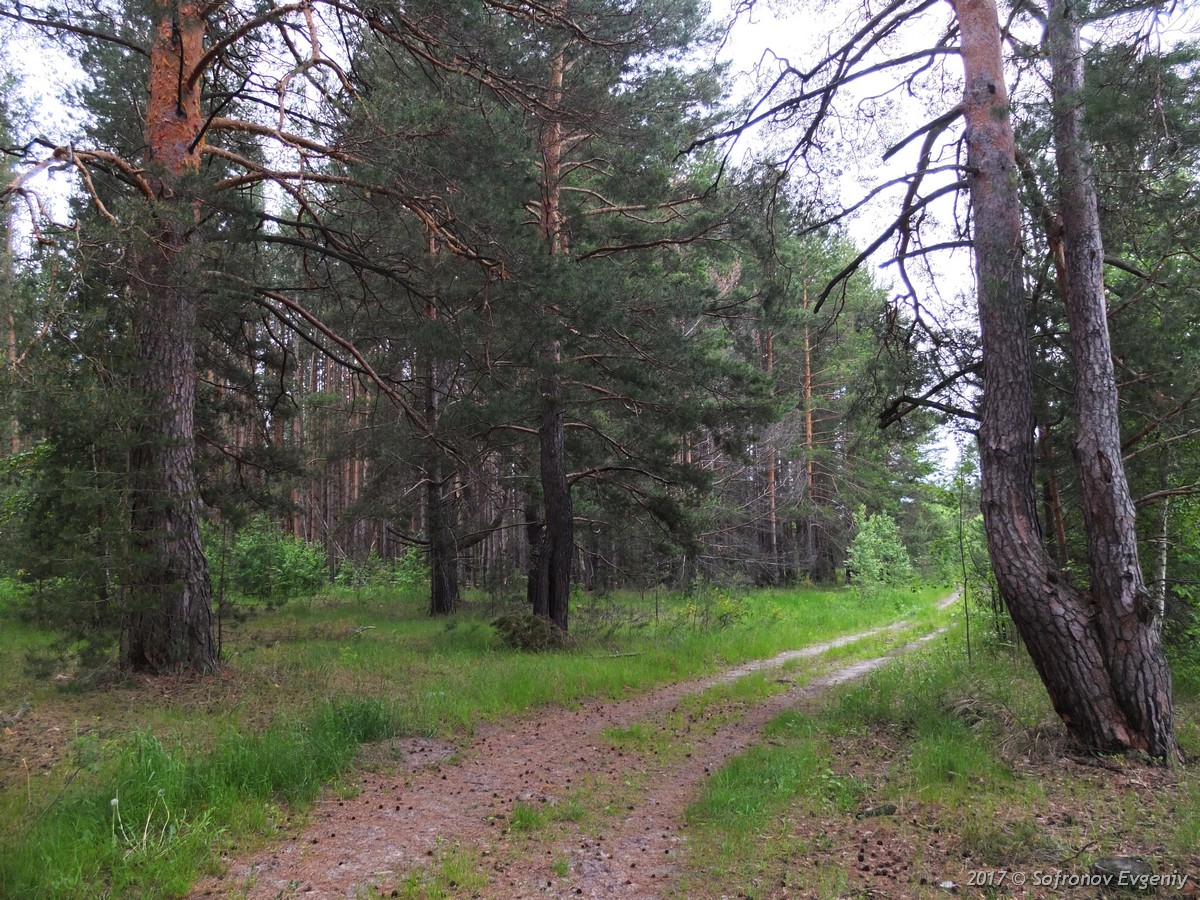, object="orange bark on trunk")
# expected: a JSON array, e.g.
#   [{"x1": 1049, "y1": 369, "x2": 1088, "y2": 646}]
[
  {"x1": 146, "y1": 1, "x2": 206, "y2": 185},
  {"x1": 122, "y1": 0, "x2": 218, "y2": 674}
]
